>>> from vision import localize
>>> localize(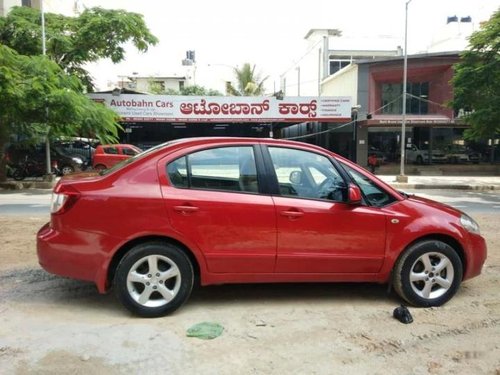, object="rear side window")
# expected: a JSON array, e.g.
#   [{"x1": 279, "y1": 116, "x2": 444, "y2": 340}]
[{"x1": 167, "y1": 146, "x2": 259, "y2": 193}]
